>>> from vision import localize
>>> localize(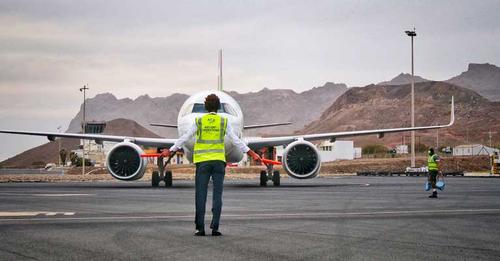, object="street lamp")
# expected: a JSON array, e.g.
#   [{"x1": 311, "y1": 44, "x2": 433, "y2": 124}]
[
  {"x1": 405, "y1": 28, "x2": 417, "y2": 167},
  {"x1": 79, "y1": 84, "x2": 89, "y2": 175},
  {"x1": 57, "y1": 126, "x2": 62, "y2": 167}
]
